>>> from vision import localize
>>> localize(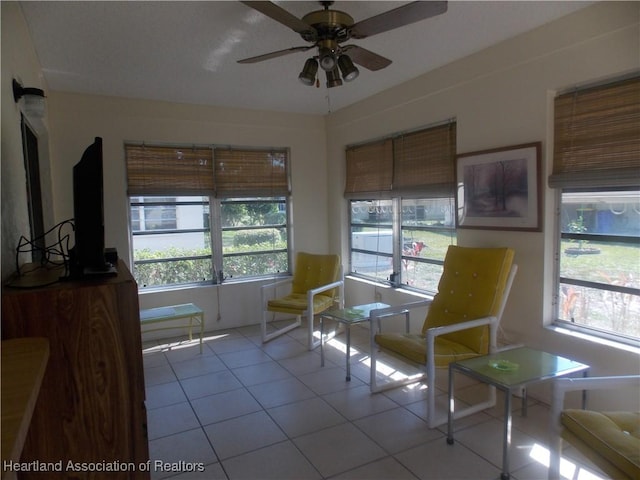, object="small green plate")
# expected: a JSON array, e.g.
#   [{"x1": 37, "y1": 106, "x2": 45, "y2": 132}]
[{"x1": 489, "y1": 360, "x2": 519, "y2": 372}]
